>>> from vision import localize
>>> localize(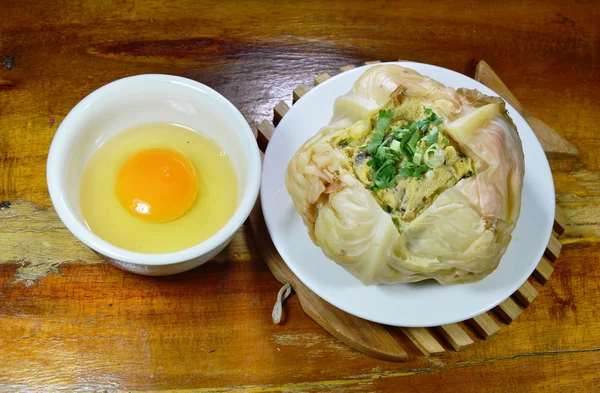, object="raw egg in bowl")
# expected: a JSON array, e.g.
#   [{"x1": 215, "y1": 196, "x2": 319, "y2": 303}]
[{"x1": 47, "y1": 75, "x2": 261, "y2": 275}]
